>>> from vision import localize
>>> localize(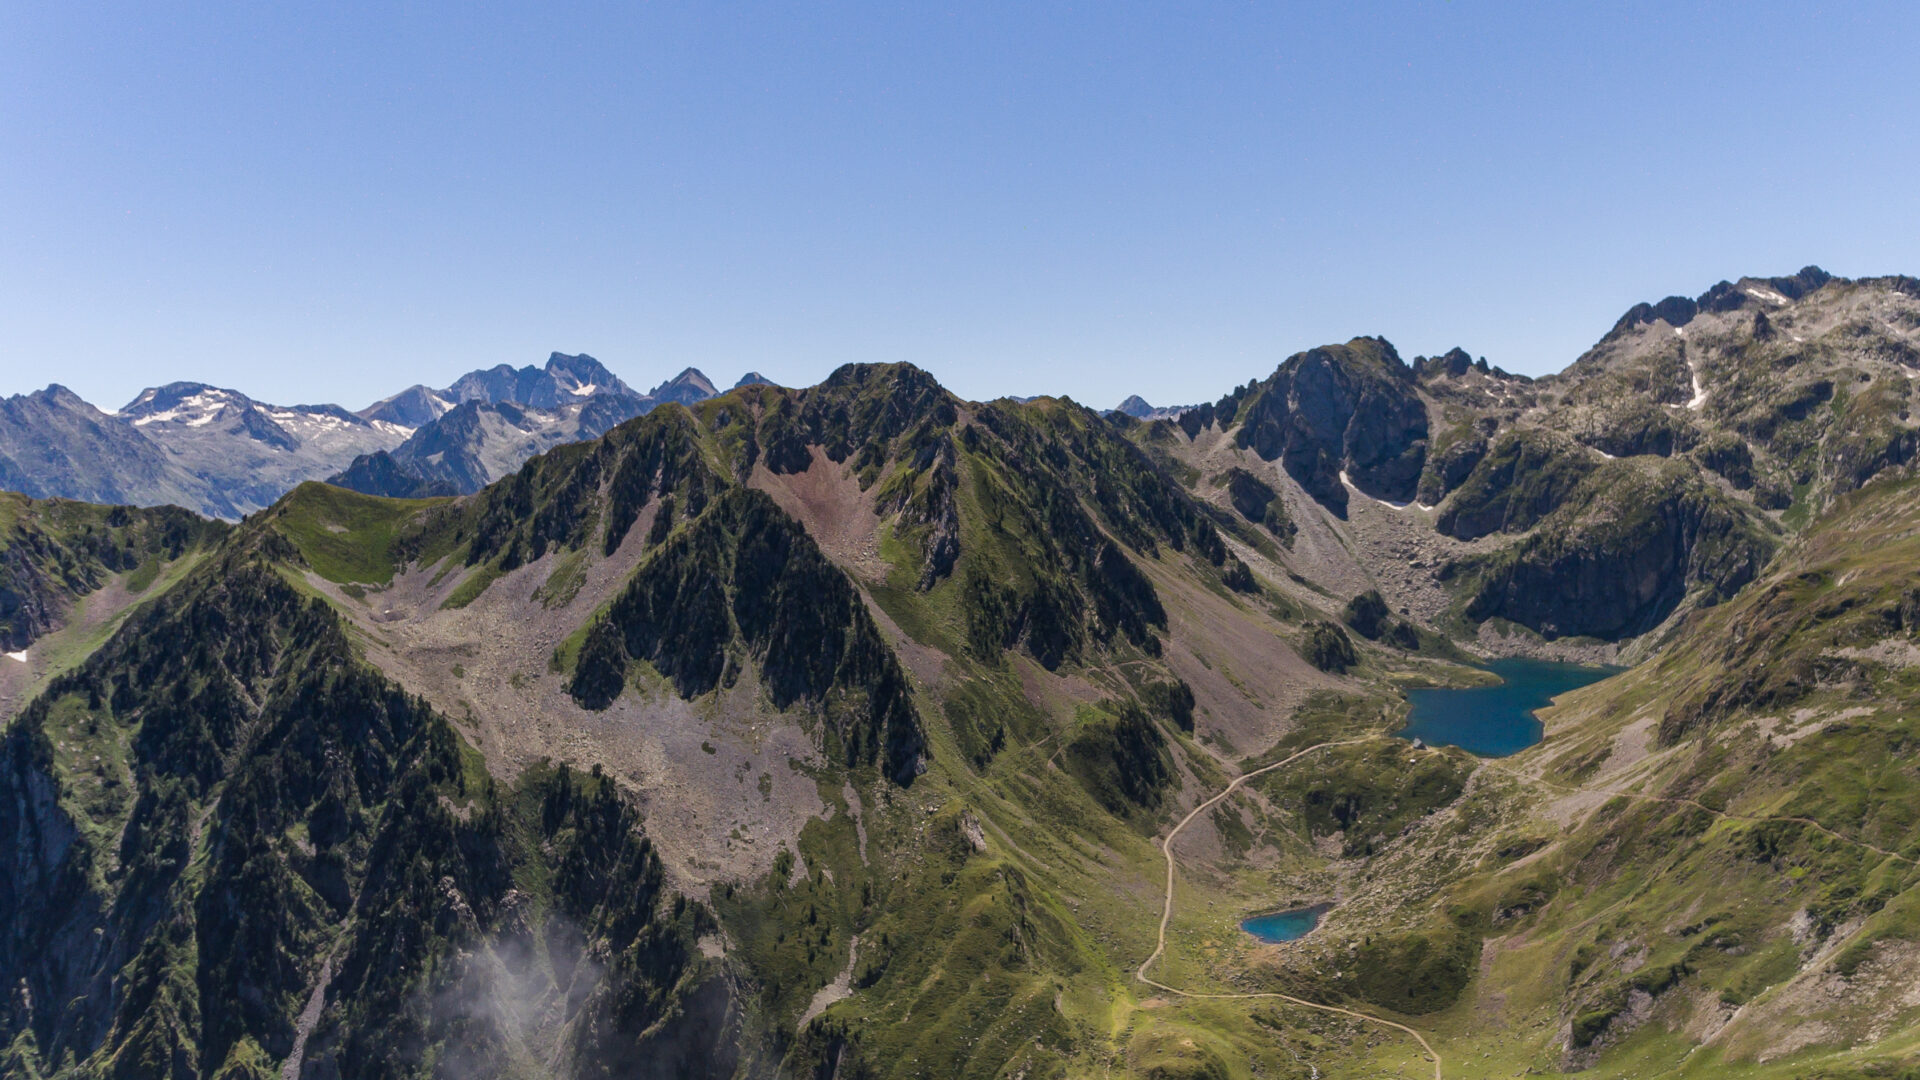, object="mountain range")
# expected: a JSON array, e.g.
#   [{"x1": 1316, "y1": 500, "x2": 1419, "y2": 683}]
[
  {"x1": 8, "y1": 266, "x2": 1920, "y2": 1080},
  {"x1": 0, "y1": 354, "x2": 775, "y2": 518}
]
